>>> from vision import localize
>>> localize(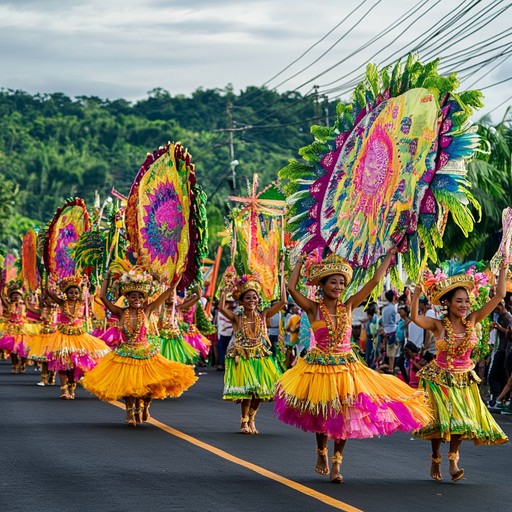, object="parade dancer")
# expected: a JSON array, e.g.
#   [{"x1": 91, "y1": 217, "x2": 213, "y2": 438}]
[
  {"x1": 45, "y1": 275, "x2": 110, "y2": 399},
  {"x1": 81, "y1": 269, "x2": 197, "y2": 427},
  {"x1": 220, "y1": 270, "x2": 285, "y2": 435},
  {"x1": 26, "y1": 294, "x2": 58, "y2": 386},
  {"x1": 0, "y1": 282, "x2": 29, "y2": 373},
  {"x1": 274, "y1": 251, "x2": 432, "y2": 483},
  {"x1": 411, "y1": 263, "x2": 509, "y2": 482}
]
